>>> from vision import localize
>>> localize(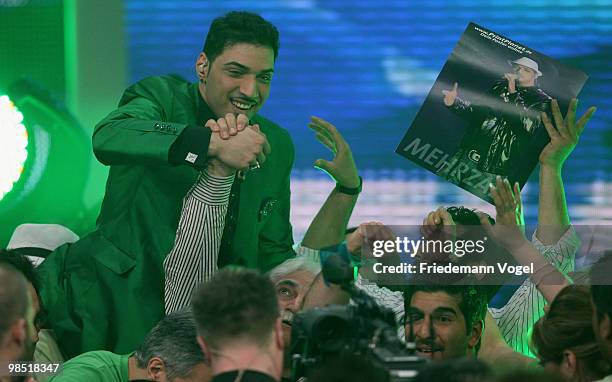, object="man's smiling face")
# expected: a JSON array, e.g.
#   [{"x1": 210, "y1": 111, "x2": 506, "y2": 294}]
[
  {"x1": 198, "y1": 43, "x2": 274, "y2": 119},
  {"x1": 405, "y1": 291, "x2": 479, "y2": 361}
]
